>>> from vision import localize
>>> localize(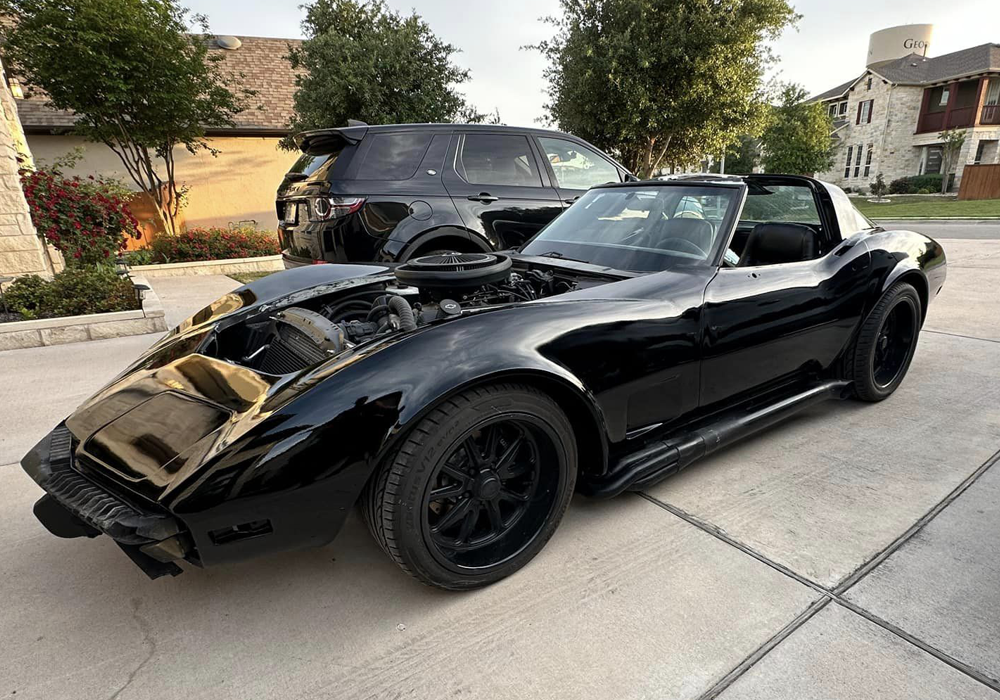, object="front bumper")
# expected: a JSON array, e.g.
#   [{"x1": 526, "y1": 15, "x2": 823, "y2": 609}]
[{"x1": 21, "y1": 425, "x2": 189, "y2": 579}]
